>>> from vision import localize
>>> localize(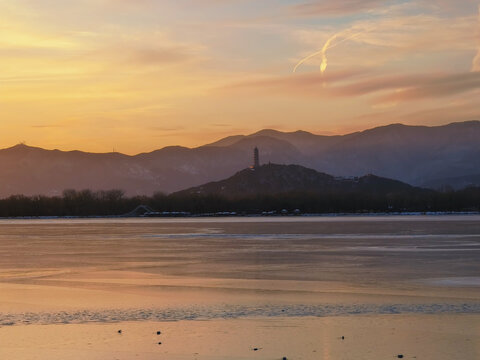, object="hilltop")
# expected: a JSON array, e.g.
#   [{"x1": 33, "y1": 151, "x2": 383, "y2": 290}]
[{"x1": 174, "y1": 163, "x2": 423, "y2": 197}]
